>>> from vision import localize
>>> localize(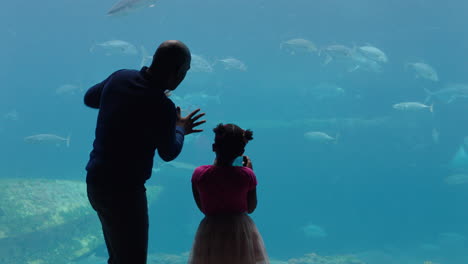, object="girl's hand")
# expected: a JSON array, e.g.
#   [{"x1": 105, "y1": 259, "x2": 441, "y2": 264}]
[{"x1": 243, "y1": 155, "x2": 253, "y2": 170}]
